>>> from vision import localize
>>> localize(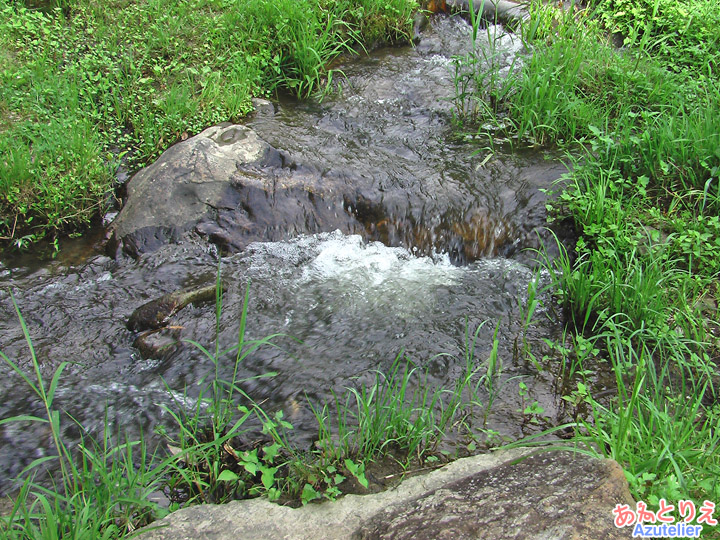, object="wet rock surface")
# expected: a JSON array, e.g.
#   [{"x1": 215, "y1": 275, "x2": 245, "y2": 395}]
[
  {"x1": 109, "y1": 123, "x2": 357, "y2": 257},
  {"x1": 137, "y1": 450, "x2": 634, "y2": 540},
  {"x1": 127, "y1": 284, "x2": 218, "y2": 332}
]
